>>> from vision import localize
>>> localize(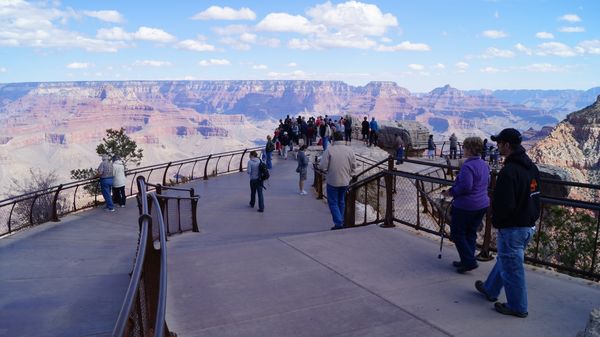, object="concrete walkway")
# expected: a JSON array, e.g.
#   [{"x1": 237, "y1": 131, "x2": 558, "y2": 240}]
[
  {"x1": 166, "y1": 155, "x2": 600, "y2": 337},
  {"x1": 1, "y1": 152, "x2": 599, "y2": 337}
]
